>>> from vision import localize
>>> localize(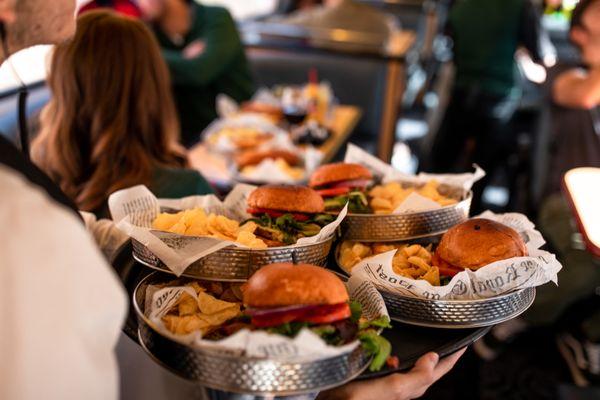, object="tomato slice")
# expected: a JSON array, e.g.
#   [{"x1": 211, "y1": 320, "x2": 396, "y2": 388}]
[
  {"x1": 247, "y1": 208, "x2": 310, "y2": 221},
  {"x1": 251, "y1": 308, "x2": 308, "y2": 328},
  {"x1": 302, "y1": 303, "x2": 351, "y2": 324},
  {"x1": 249, "y1": 303, "x2": 350, "y2": 327},
  {"x1": 315, "y1": 187, "x2": 350, "y2": 197}
]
